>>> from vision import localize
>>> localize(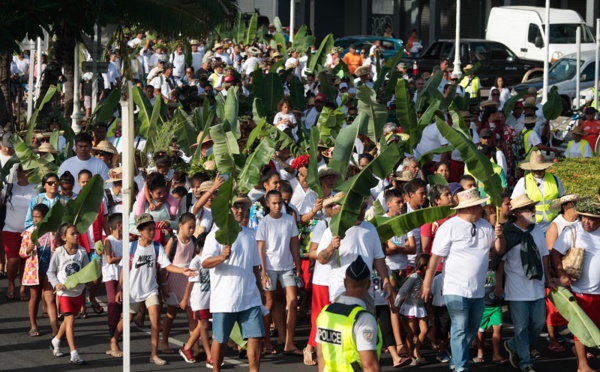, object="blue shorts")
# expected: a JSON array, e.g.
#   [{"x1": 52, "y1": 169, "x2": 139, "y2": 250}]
[{"x1": 212, "y1": 306, "x2": 265, "y2": 344}]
